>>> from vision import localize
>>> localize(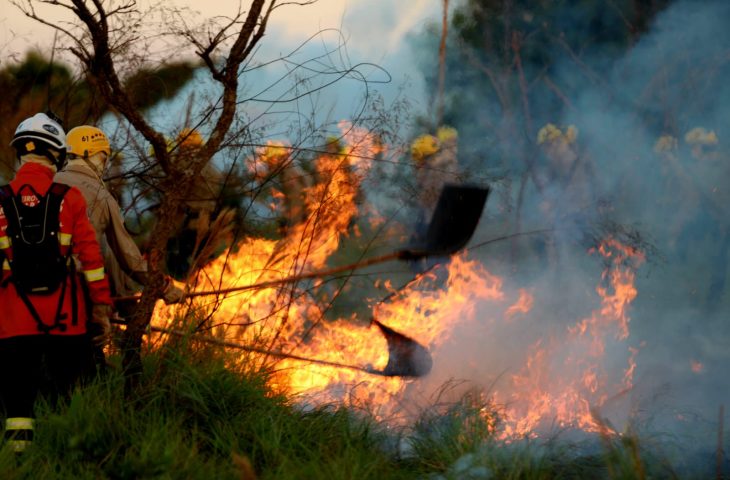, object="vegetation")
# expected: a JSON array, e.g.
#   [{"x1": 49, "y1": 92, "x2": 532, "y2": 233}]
[
  {"x1": 0, "y1": 52, "x2": 197, "y2": 181},
  {"x1": 0, "y1": 341, "x2": 711, "y2": 479},
  {"x1": 2, "y1": 1, "x2": 728, "y2": 477}
]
